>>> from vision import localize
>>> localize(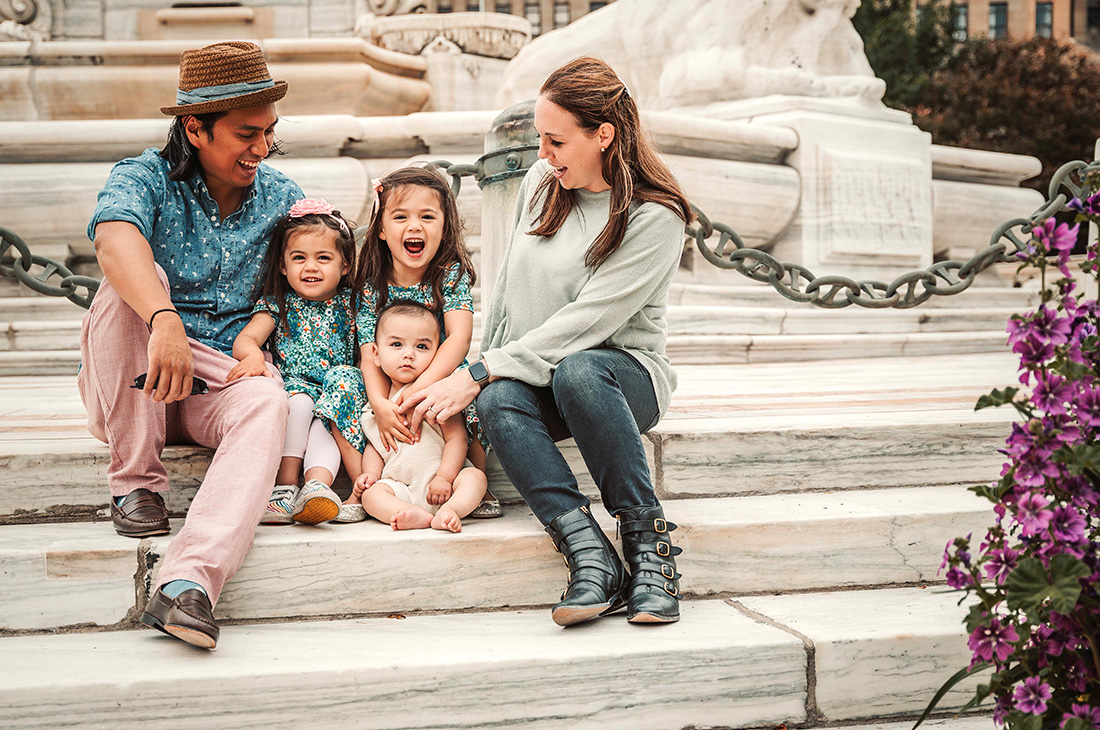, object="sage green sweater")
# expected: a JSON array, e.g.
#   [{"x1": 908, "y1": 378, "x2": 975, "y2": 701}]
[{"x1": 481, "y1": 159, "x2": 686, "y2": 418}]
